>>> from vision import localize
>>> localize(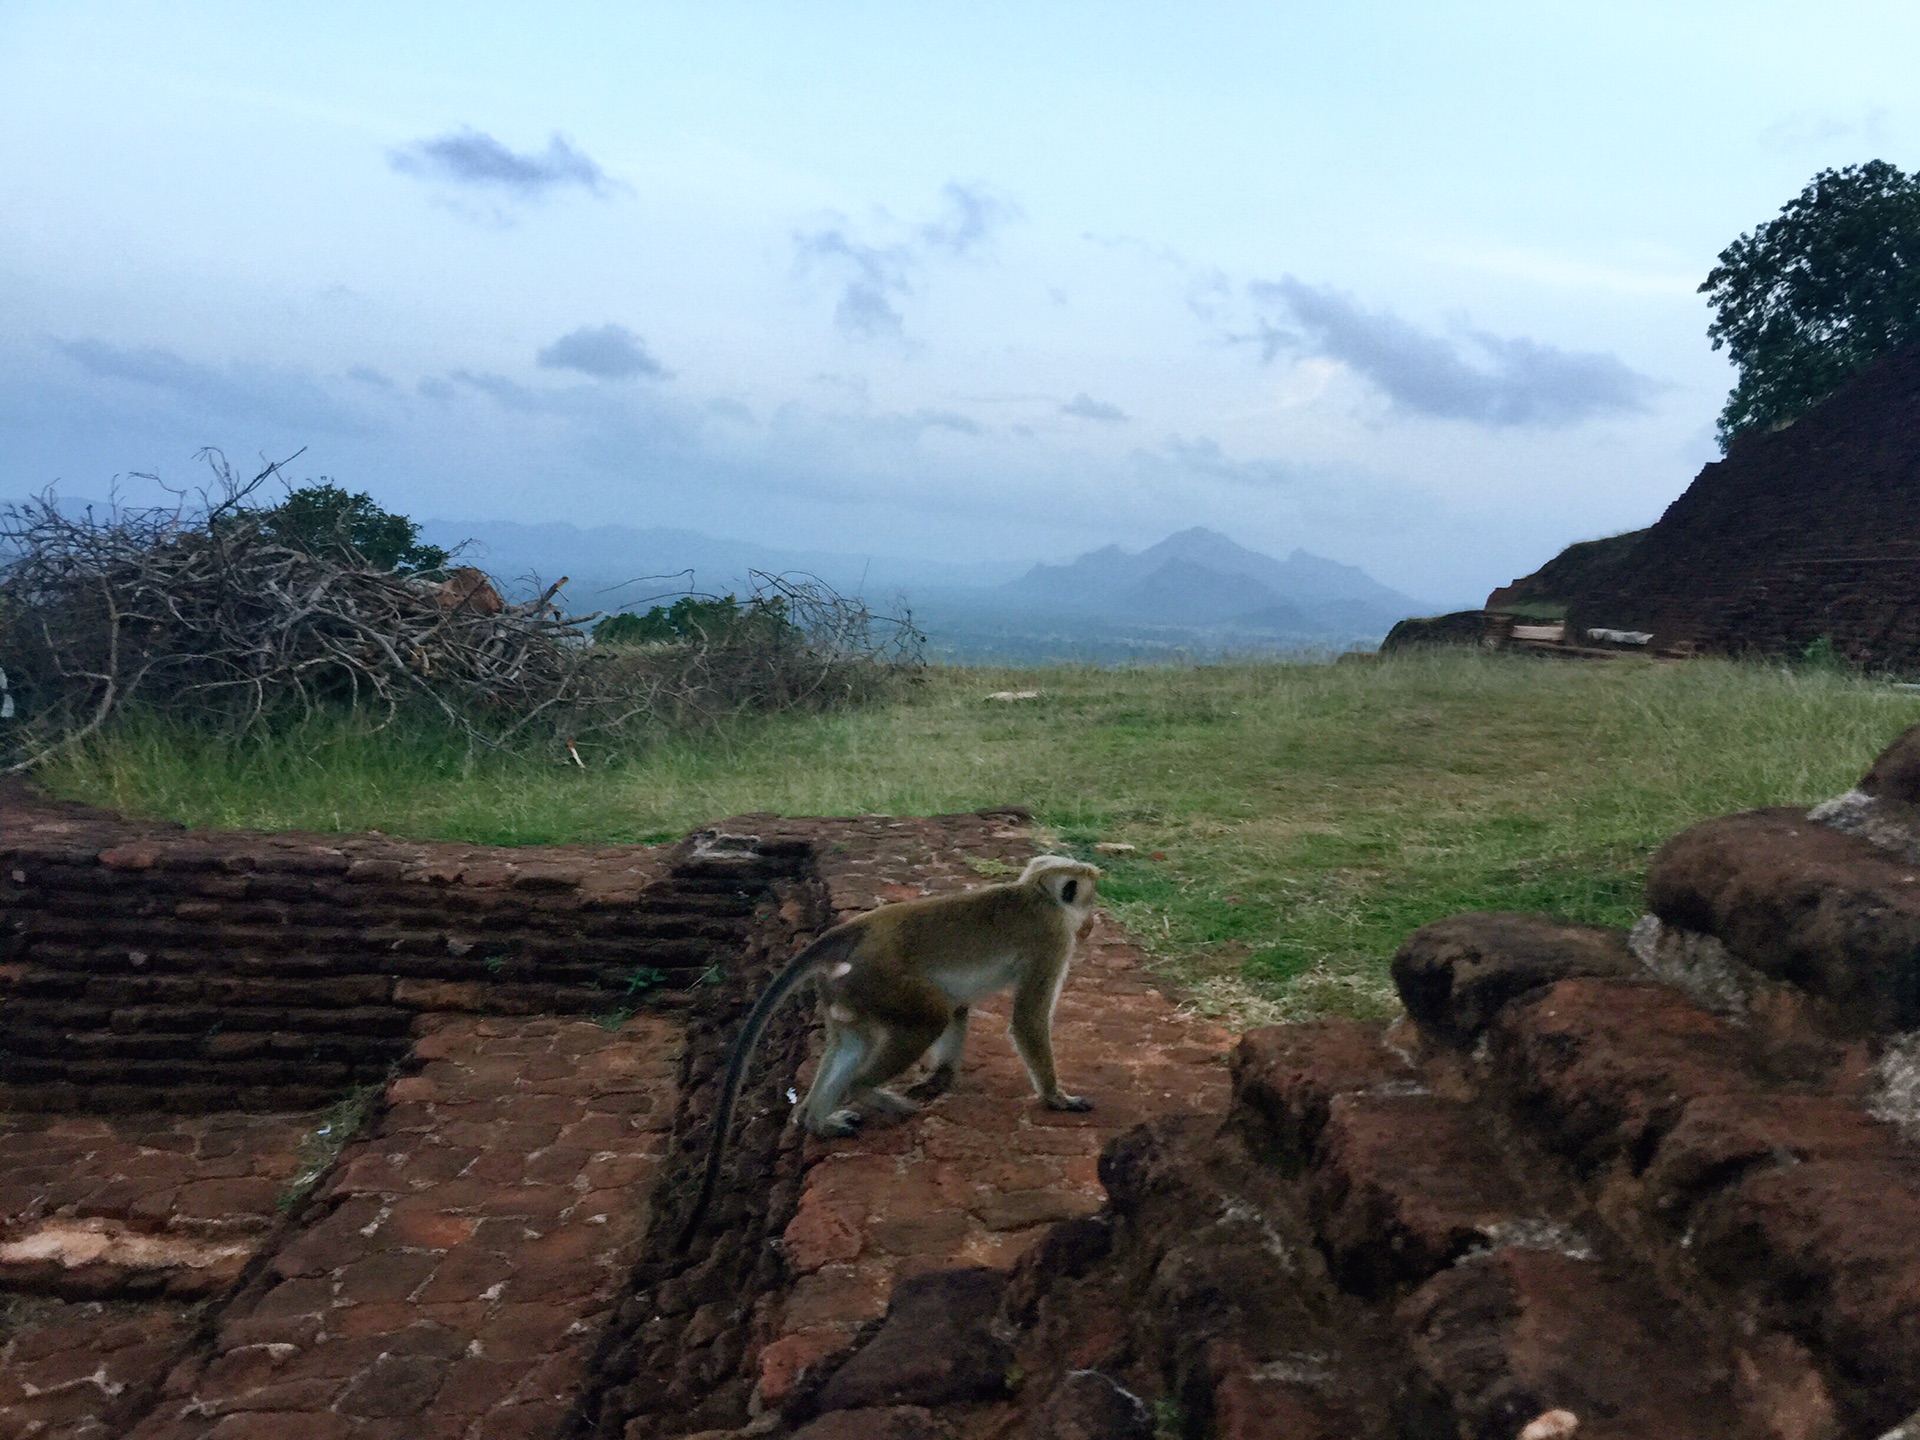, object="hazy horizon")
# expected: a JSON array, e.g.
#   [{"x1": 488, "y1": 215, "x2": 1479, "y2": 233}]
[{"x1": 4, "y1": 2, "x2": 1913, "y2": 605}]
